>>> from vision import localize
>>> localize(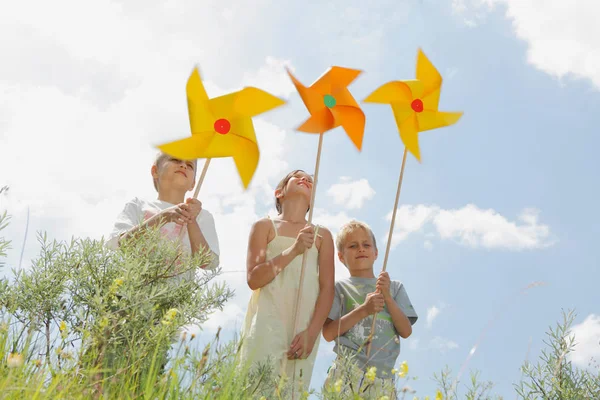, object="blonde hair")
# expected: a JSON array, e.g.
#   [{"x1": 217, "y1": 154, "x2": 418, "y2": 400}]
[
  {"x1": 336, "y1": 220, "x2": 378, "y2": 253},
  {"x1": 152, "y1": 152, "x2": 197, "y2": 192}
]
